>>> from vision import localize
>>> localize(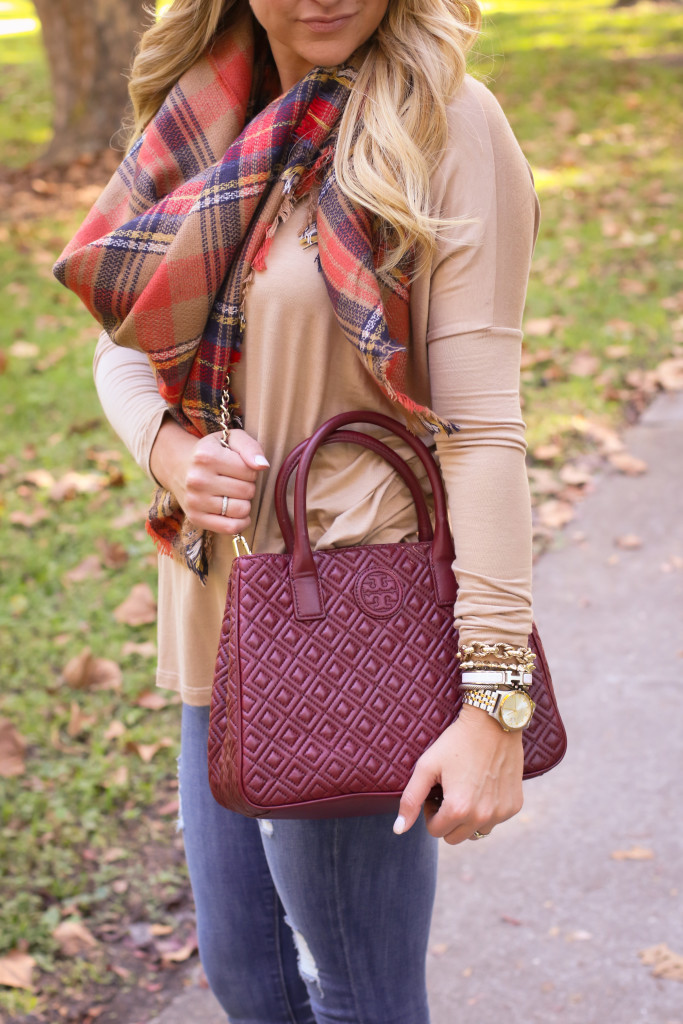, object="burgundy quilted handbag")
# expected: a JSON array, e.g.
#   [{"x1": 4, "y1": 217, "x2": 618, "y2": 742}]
[{"x1": 208, "y1": 411, "x2": 567, "y2": 818}]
